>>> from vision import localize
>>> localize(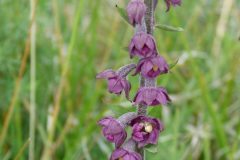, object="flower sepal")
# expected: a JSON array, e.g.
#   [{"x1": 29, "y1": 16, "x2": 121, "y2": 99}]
[{"x1": 165, "y1": 0, "x2": 182, "y2": 12}]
